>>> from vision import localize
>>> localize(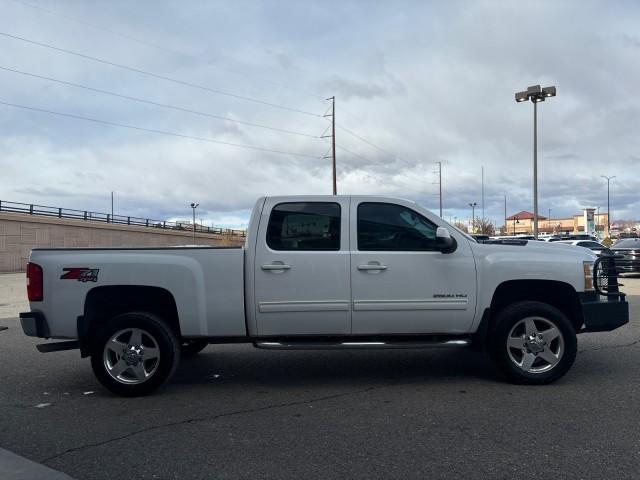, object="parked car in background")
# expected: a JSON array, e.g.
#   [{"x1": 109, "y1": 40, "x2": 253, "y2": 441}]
[
  {"x1": 555, "y1": 240, "x2": 608, "y2": 256},
  {"x1": 491, "y1": 235, "x2": 536, "y2": 241},
  {"x1": 618, "y1": 232, "x2": 639, "y2": 239},
  {"x1": 550, "y1": 234, "x2": 599, "y2": 242},
  {"x1": 610, "y1": 238, "x2": 640, "y2": 273},
  {"x1": 470, "y1": 234, "x2": 491, "y2": 242}
]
